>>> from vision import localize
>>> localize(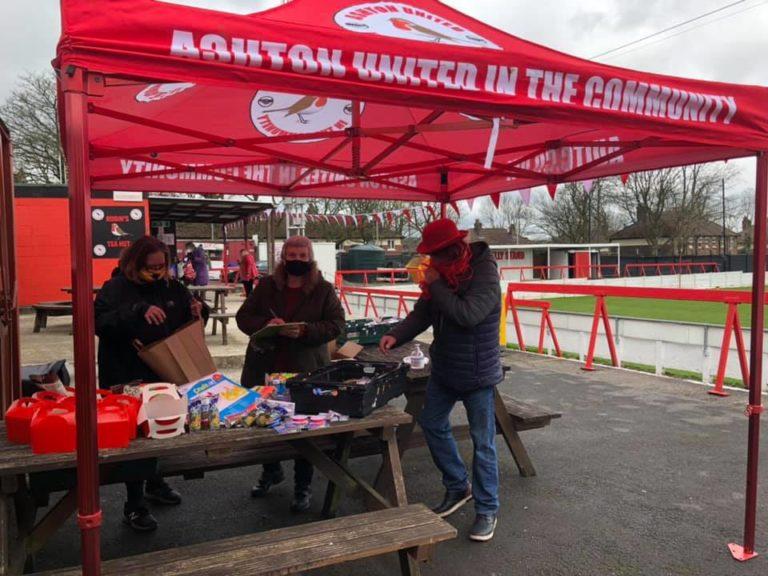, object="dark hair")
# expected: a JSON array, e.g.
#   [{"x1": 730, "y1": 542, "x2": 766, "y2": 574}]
[{"x1": 120, "y1": 236, "x2": 169, "y2": 283}]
